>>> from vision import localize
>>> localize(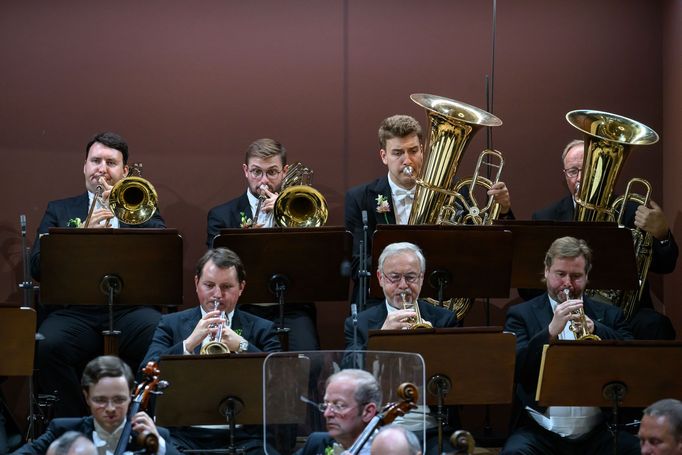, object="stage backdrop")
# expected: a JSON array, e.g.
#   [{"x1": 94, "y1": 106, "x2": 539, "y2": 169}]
[{"x1": 1, "y1": 0, "x2": 680, "y2": 345}]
